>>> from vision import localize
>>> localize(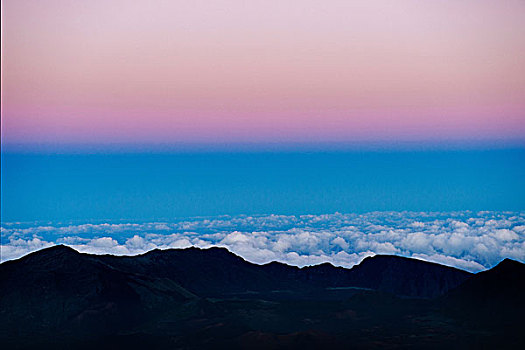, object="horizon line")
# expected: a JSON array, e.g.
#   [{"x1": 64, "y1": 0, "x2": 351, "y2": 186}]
[{"x1": 2, "y1": 139, "x2": 525, "y2": 154}]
